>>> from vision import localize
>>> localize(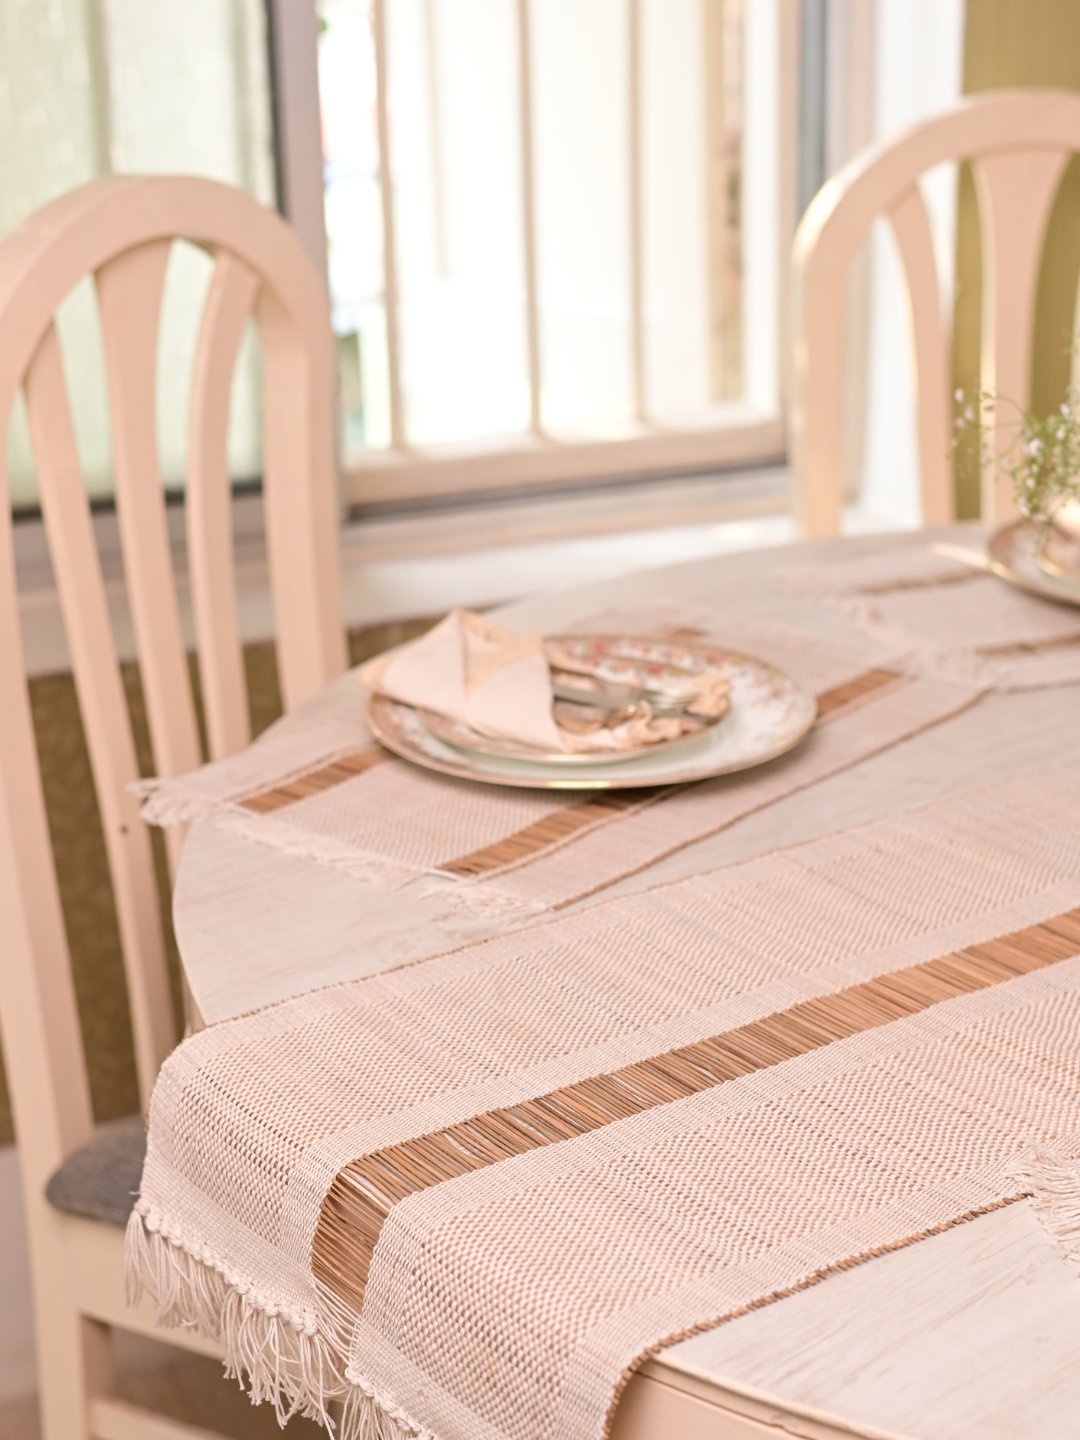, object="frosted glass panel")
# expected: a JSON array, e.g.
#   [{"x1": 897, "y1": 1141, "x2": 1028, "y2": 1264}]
[
  {"x1": 0, "y1": 0, "x2": 103, "y2": 240},
  {"x1": 1, "y1": 0, "x2": 274, "y2": 507},
  {"x1": 532, "y1": 0, "x2": 633, "y2": 430},
  {"x1": 318, "y1": 0, "x2": 751, "y2": 473}
]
